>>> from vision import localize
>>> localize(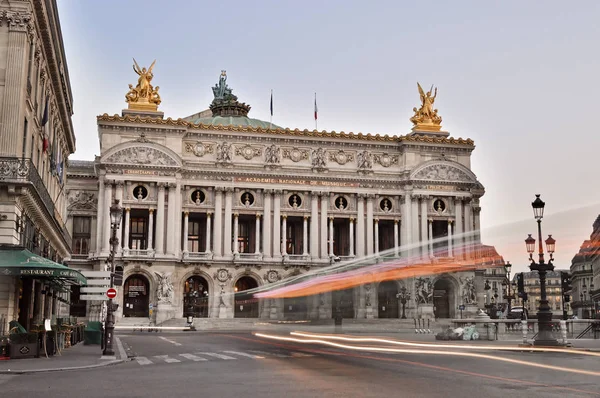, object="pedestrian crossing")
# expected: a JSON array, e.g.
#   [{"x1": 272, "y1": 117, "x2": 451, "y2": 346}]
[{"x1": 133, "y1": 350, "x2": 315, "y2": 366}]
